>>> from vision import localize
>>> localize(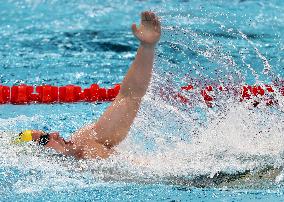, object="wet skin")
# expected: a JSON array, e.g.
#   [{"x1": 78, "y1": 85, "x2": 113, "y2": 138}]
[{"x1": 32, "y1": 130, "x2": 113, "y2": 159}]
